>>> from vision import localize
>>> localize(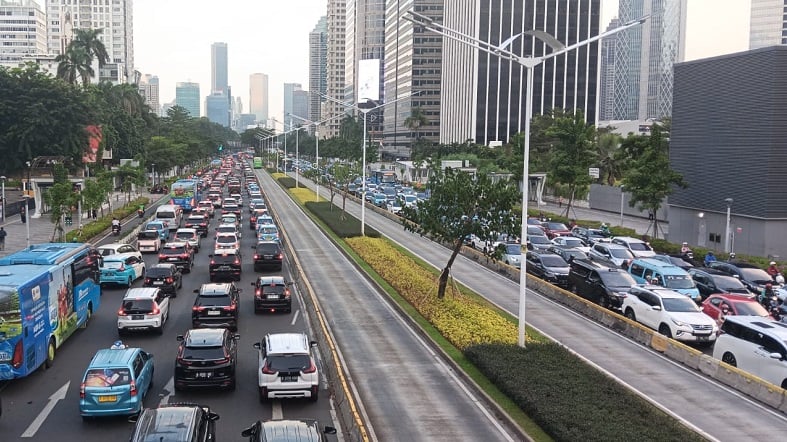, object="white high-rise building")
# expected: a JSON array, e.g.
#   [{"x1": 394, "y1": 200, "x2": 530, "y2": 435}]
[
  {"x1": 308, "y1": 16, "x2": 327, "y2": 130},
  {"x1": 45, "y1": 0, "x2": 134, "y2": 83},
  {"x1": 0, "y1": 0, "x2": 47, "y2": 68},
  {"x1": 323, "y1": 0, "x2": 346, "y2": 137},
  {"x1": 138, "y1": 74, "x2": 160, "y2": 115},
  {"x1": 249, "y1": 73, "x2": 269, "y2": 123},
  {"x1": 750, "y1": 0, "x2": 787, "y2": 49}
]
